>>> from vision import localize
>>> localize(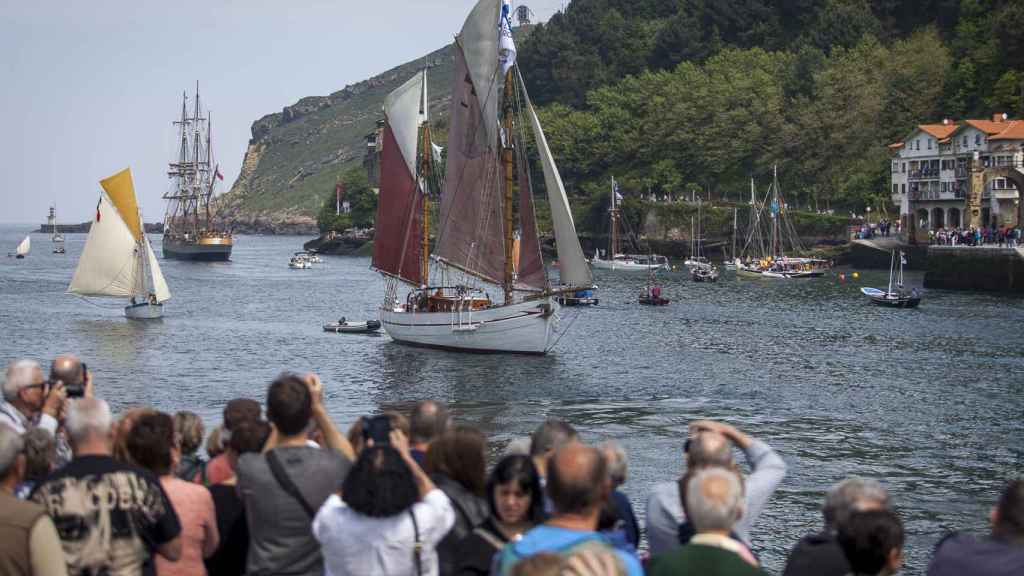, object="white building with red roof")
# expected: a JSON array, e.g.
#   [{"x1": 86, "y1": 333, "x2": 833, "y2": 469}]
[{"x1": 890, "y1": 113, "x2": 1022, "y2": 233}]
